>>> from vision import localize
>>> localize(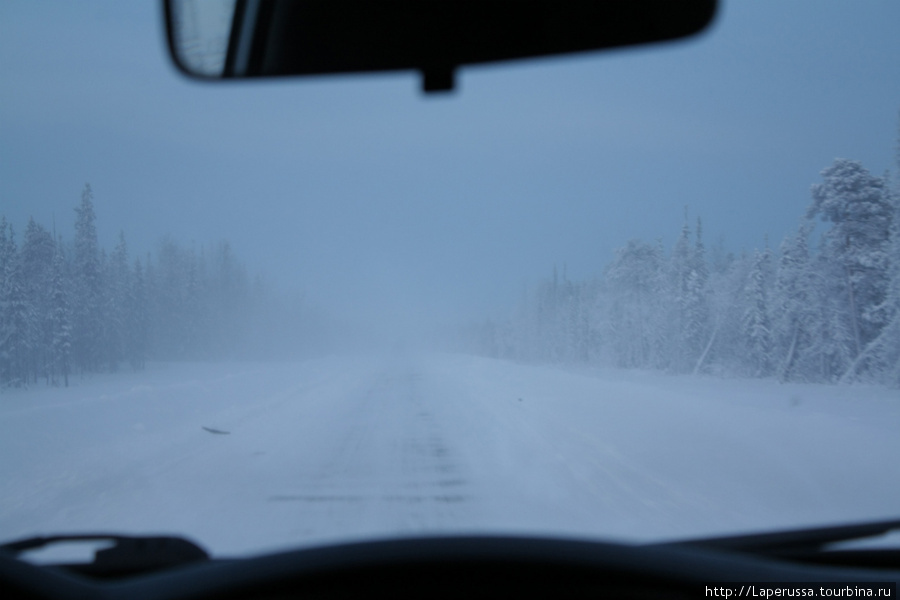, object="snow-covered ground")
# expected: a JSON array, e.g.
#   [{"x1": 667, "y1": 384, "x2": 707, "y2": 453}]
[{"x1": 1, "y1": 353, "x2": 898, "y2": 557}]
